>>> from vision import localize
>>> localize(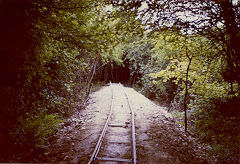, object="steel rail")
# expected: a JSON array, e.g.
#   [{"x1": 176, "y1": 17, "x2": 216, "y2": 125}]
[
  {"x1": 87, "y1": 82, "x2": 114, "y2": 164},
  {"x1": 120, "y1": 83, "x2": 137, "y2": 164},
  {"x1": 88, "y1": 83, "x2": 137, "y2": 164}
]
